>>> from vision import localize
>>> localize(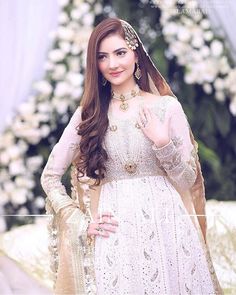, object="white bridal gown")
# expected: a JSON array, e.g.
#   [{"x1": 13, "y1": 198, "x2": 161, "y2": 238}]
[
  {"x1": 94, "y1": 96, "x2": 218, "y2": 295},
  {"x1": 41, "y1": 94, "x2": 221, "y2": 295}
]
